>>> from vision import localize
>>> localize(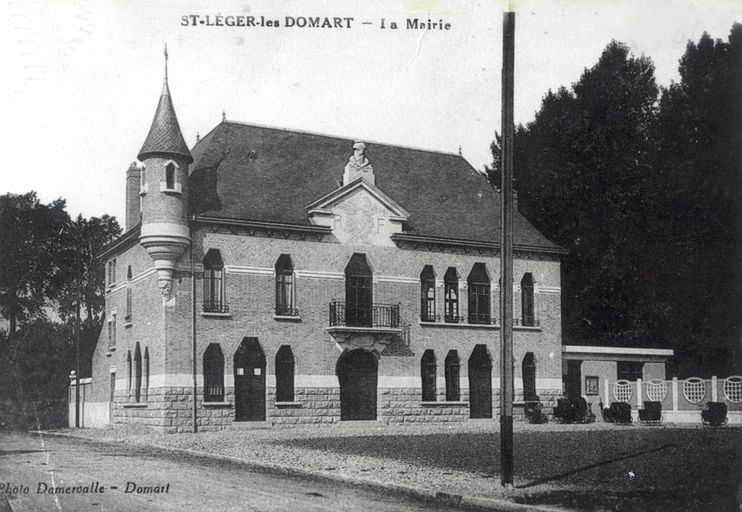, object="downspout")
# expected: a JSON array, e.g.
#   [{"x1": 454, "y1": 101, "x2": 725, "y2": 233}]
[{"x1": 191, "y1": 221, "x2": 198, "y2": 433}]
